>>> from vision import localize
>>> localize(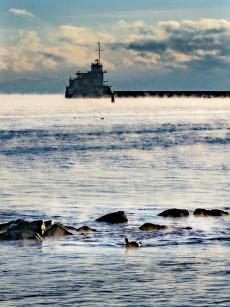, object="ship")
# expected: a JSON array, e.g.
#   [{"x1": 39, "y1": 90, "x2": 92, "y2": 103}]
[
  {"x1": 65, "y1": 42, "x2": 113, "y2": 98},
  {"x1": 64, "y1": 43, "x2": 230, "y2": 99}
]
